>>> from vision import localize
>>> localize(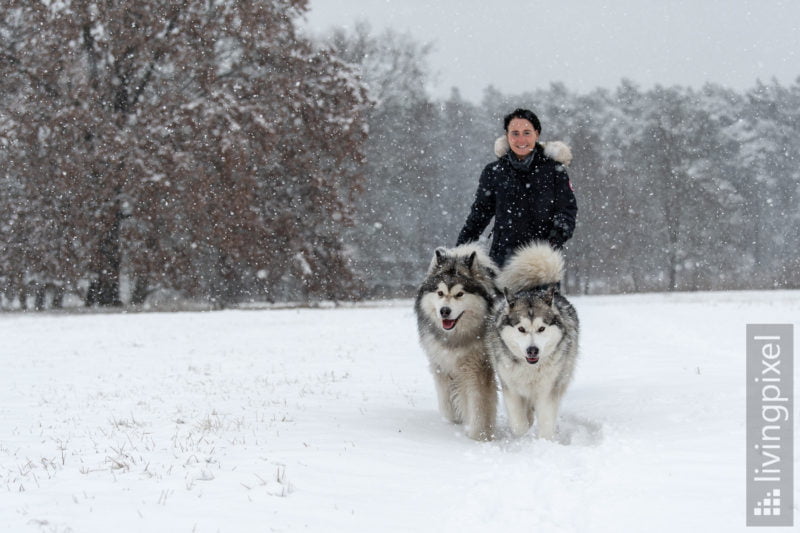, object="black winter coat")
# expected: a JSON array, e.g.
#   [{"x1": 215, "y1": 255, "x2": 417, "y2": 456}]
[{"x1": 456, "y1": 143, "x2": 577, "y2": 267}]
